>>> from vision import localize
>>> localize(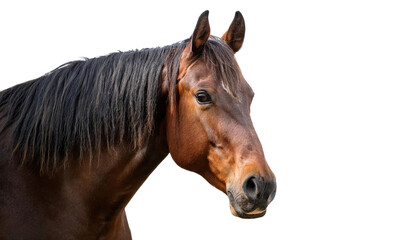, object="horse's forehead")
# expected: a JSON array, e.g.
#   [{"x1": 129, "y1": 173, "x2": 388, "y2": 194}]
[
  {"x1": 187, "y1": 59, "x2": 211, "y2": 80},
  {"x1": 184, "y1": 59, "x2": 233, "y2": 83}
]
